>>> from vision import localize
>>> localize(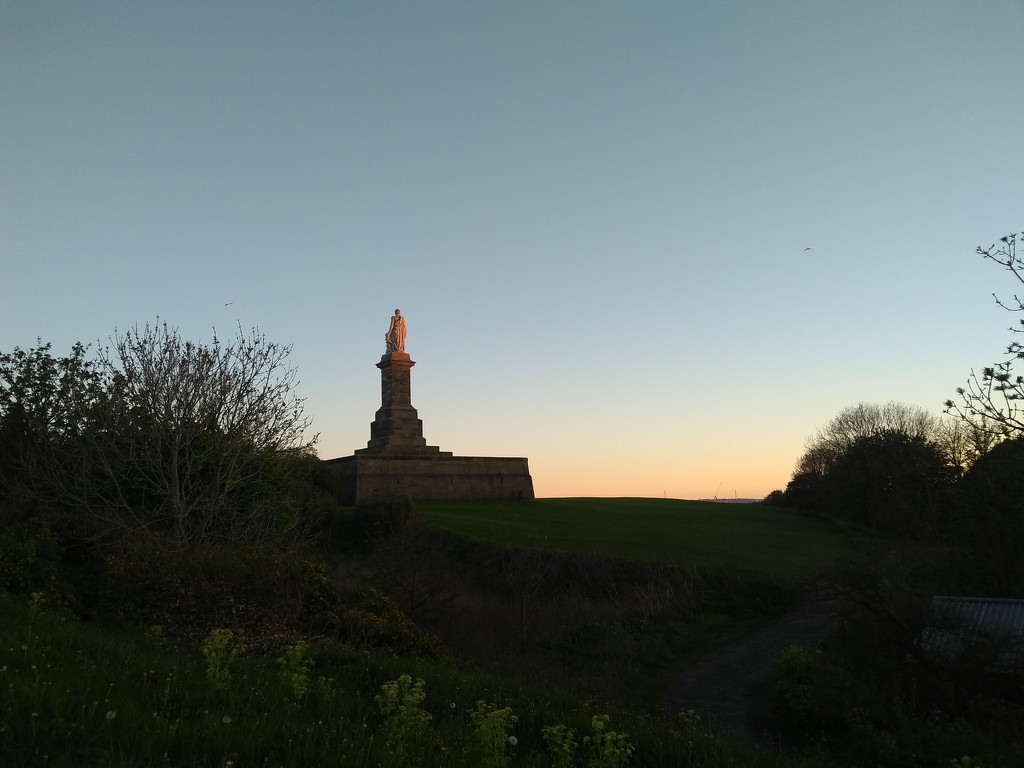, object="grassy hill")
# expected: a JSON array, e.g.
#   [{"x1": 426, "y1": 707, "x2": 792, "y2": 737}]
[{"x1": 419, "y1": 498, "x2": 862, "y2": 581}]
